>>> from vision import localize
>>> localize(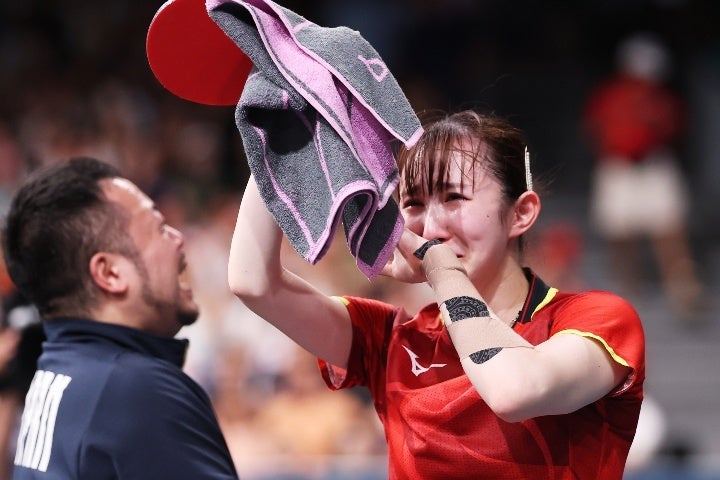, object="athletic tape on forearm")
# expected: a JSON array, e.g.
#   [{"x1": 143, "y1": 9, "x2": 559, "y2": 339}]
[
  {"x1": 421, "y1": 243, "x2": 530, "y2": 360},
  {"x1": 443, "y1": 313, "x2": 528, "y2": 360}
]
